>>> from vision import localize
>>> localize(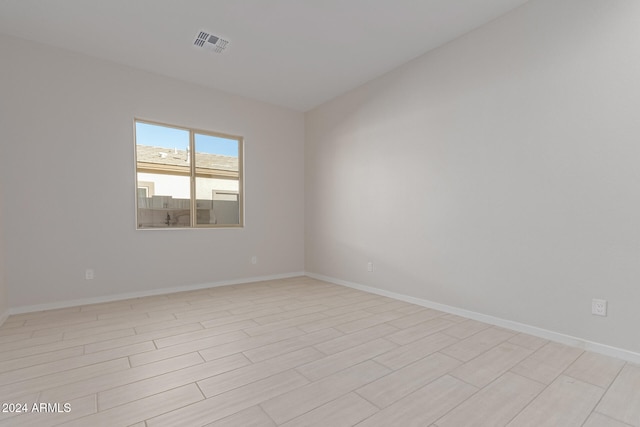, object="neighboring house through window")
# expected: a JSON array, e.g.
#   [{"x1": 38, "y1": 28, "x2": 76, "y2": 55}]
[{"x1": 134, "y1": 119, "x2": 243, "y2": 228}]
